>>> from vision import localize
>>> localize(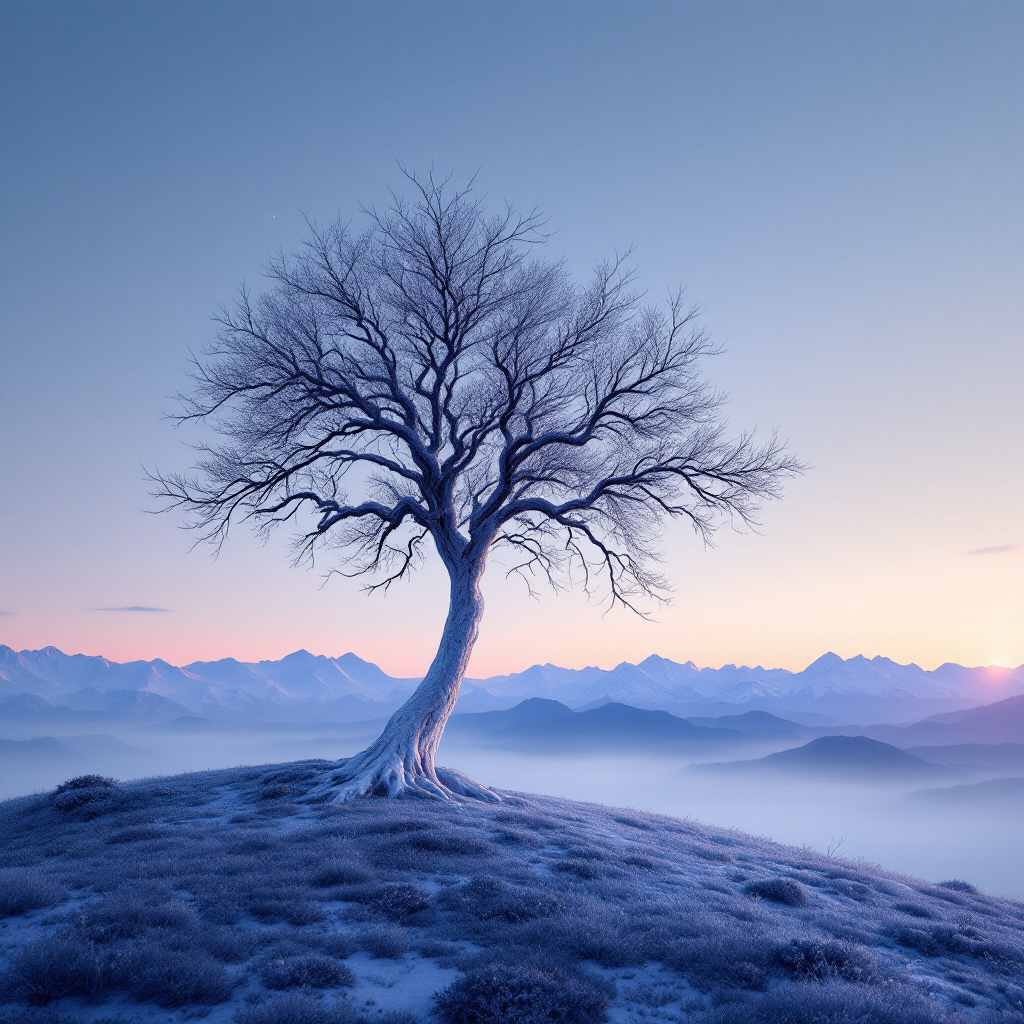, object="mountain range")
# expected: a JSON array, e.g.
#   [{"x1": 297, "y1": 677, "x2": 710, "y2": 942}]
[
  {"x1": 1, "y1": 644, "x2": 1022, "y2": 727},
  {"x1": 442, "y1": 694, "x2": 1024, "y2": 761}
]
